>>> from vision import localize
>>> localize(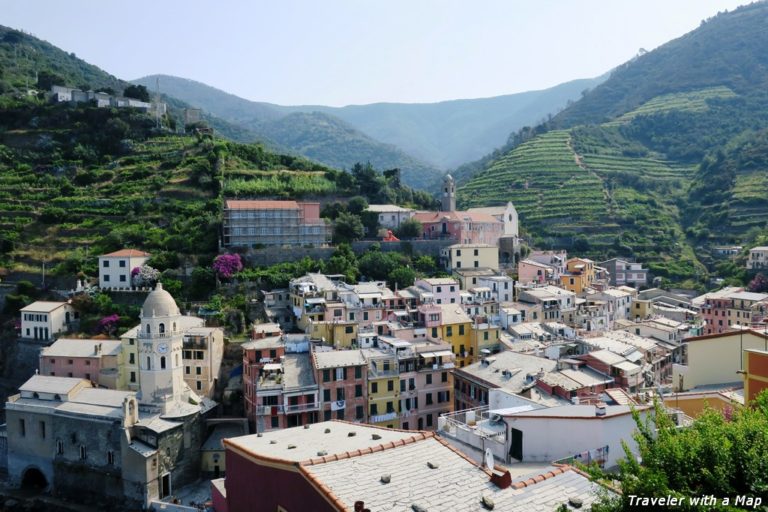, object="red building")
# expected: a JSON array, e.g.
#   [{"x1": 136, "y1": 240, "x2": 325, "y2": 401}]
[
  {"x1": 313, "y1": 350, "x2": 368, "y2": 423},
  {"x1": 242, "y1": 334, "x2": 317, "y2": 432},
  {"x1": 744, "y1": 348, "x2": 768, "y2": 404}
]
